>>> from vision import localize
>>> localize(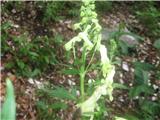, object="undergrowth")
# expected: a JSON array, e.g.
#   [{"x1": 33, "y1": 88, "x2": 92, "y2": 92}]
[{"x1": 1, "y1": 22, "x2": 62, "y2": 77}]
